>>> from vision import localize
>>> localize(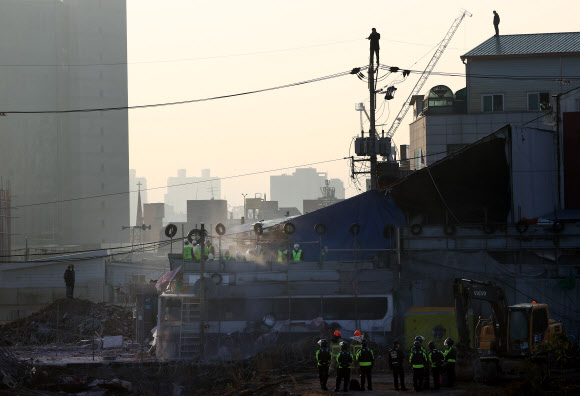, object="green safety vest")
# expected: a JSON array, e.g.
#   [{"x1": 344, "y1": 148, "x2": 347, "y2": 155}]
[
  {"x1": 356, "y1": 347, "x2": 374, "y2": 367},
  {"x1": 409, "y1": 350, "x2": 427, "y2": 368},
  {"x1": 194, "y1": 247, "x2": 202, "y2": 260},
  {"x1": 443, "y1": 346, "x2": 457, "y2": 363},
  {"x1": 278, "y1": 250, "x2": 287, "y2": 262},
  {"x1": 222, "y1": 253, "x2": 232, "y2": 261},
  {"x1": 183, "y1": 245, "x2": 193, "y2": 260},
  {"x1": 292, "y1": 249, "x2": 302, "y2": 262}
]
